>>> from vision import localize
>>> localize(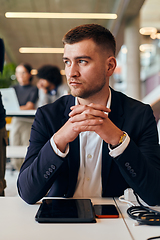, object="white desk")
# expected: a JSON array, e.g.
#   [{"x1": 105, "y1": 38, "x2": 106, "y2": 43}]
[
  {"x1": 6, "y1": 109, "x2": 36, "y2": 117},
  {"x1": 116, "y1": 199, "x2": 160, "y2": 240},
  {"x1": 0, "y1": 197, "x2": 132, "y2": 240},
  {"x1": 6, "y1": 146, "x2": 27, "y2": 158}
]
